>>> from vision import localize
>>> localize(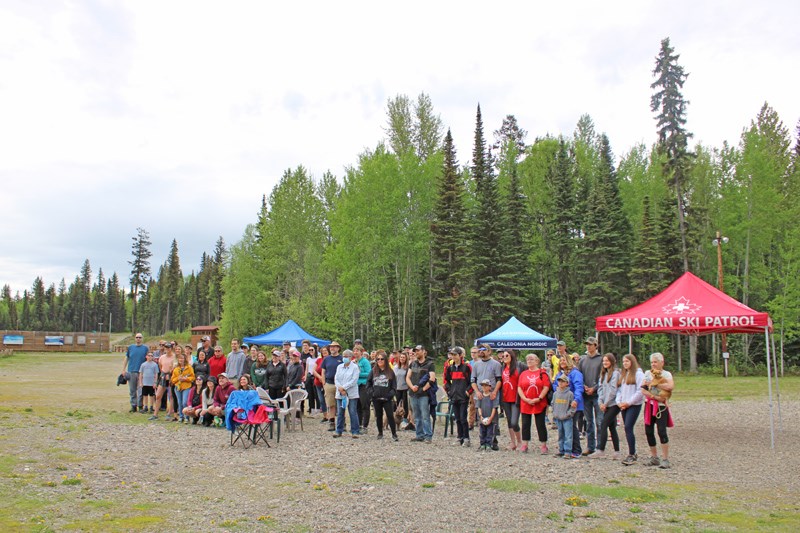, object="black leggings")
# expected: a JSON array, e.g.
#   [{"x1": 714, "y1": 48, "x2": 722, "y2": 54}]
[
  {"x1": 521, "y1": 412, "x2": 548, "y2": 443},
  {"x1": 395, "y1": 389, "x2": 409, "y2": 415},
  {"x1": 645, "y1": 404, "x2": 670, "y2": 446},
  {"x1": 452, "y1": 400, "x2": 469, "y2": 441},
  {"x1": 358, "y1": 384, "x2": 371, "y2": 428},
  {"x1": 598, "y1": 405, "x2": 620, "y2": 452},
  {"x1": 372, "y1": 399, "x2": 397, "y2": 436}
]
